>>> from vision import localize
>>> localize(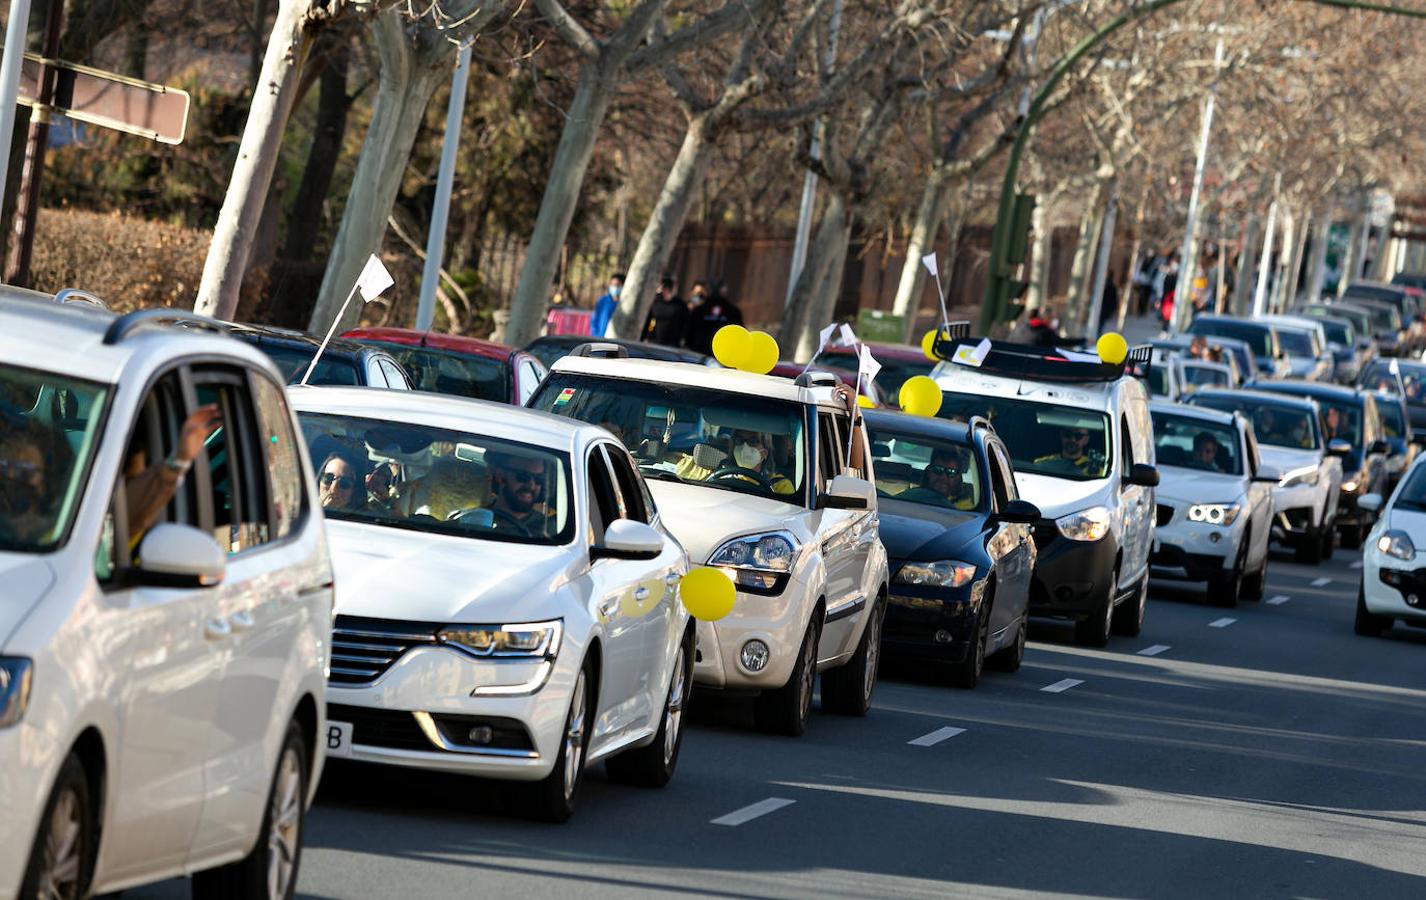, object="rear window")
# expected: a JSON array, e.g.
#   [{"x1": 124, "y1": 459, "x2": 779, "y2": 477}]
[
  {"x1": 248, "y1": 342, "x2": 360, "y2": 386},
  {"x1": 1189, "y1": 320, "x2": 1272, "y2": 357},
  {"x1": 365, "y1": 343, "x2": 508, "y2": 403}
]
